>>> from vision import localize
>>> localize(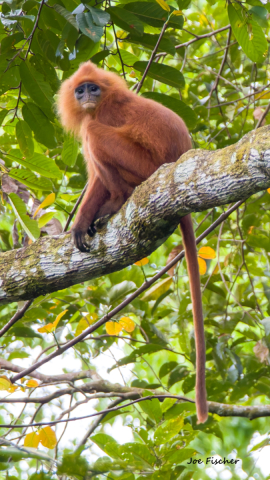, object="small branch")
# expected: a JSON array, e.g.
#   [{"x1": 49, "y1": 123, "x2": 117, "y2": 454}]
[
  {"x1": 0, "y1": 299, "x2": 33, "y2": 337},
  {"x1": 1, "y1": 395, "x2": 270, "y2": 428},
  {"x1": 175, "y1": 25, "x2": 230, "y2": 50},
  {"x1": 256, "y1": 101, "x2": 270, "y2": 129},
  {"x1": 136, "y1": 19, "x2": 168, "y2": 94},
  {"x1": 63, "y1": 182, "x2": 88, "y2": 232}
]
